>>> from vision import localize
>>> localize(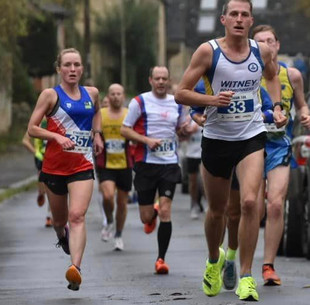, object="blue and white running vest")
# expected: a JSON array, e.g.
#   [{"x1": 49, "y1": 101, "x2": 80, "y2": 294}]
[{"x1": 202, "y1": 39, "x2": 266, "y2": 141}]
